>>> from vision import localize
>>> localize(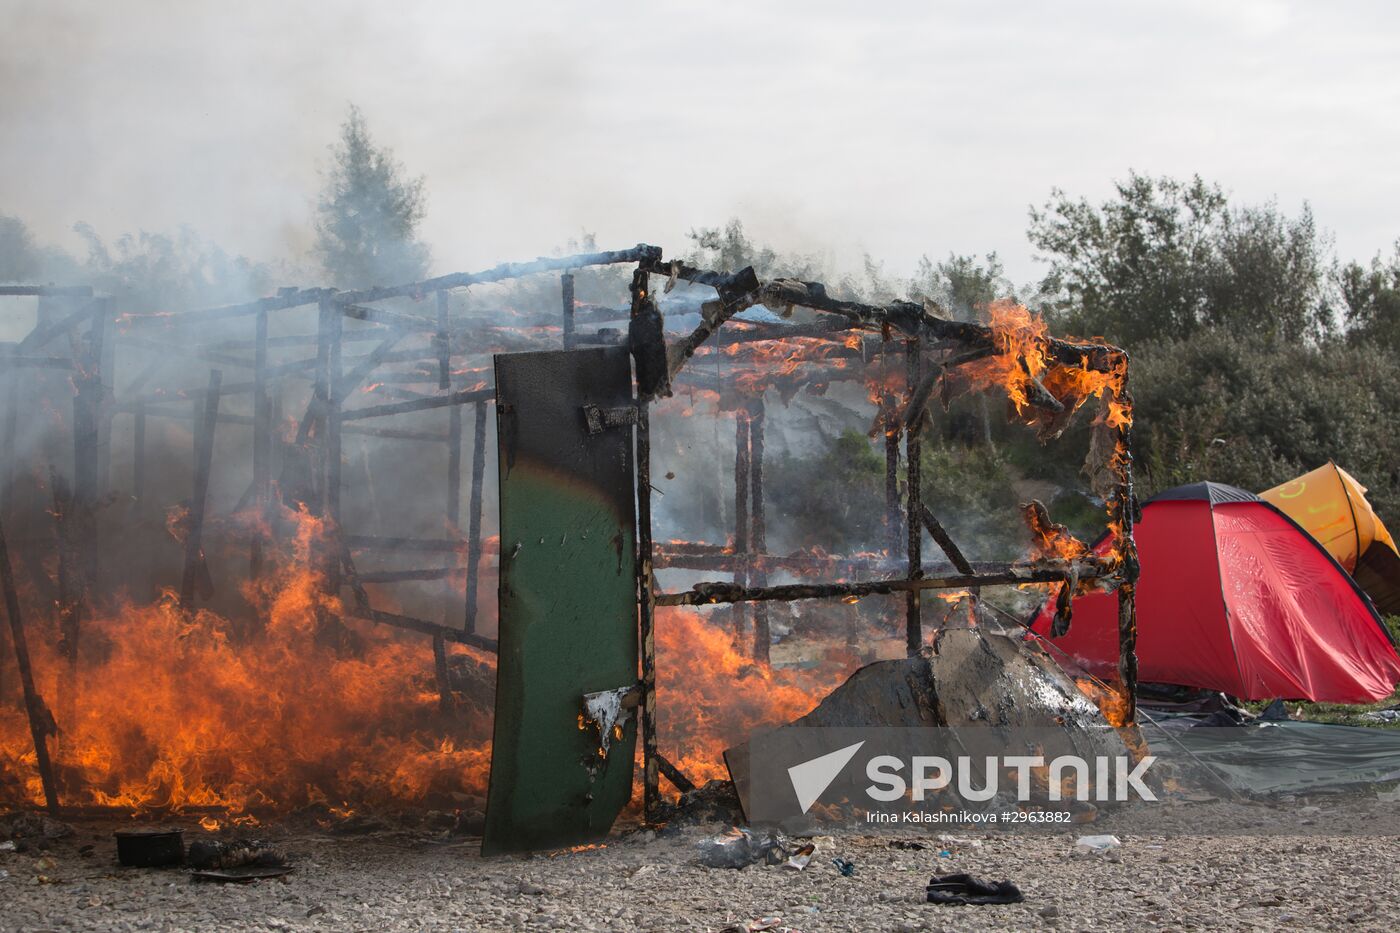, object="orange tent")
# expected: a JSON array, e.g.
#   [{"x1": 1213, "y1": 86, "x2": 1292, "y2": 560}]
[{"x1": 1261, "y1": 463, "x2": 1400, "y2": 615}]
